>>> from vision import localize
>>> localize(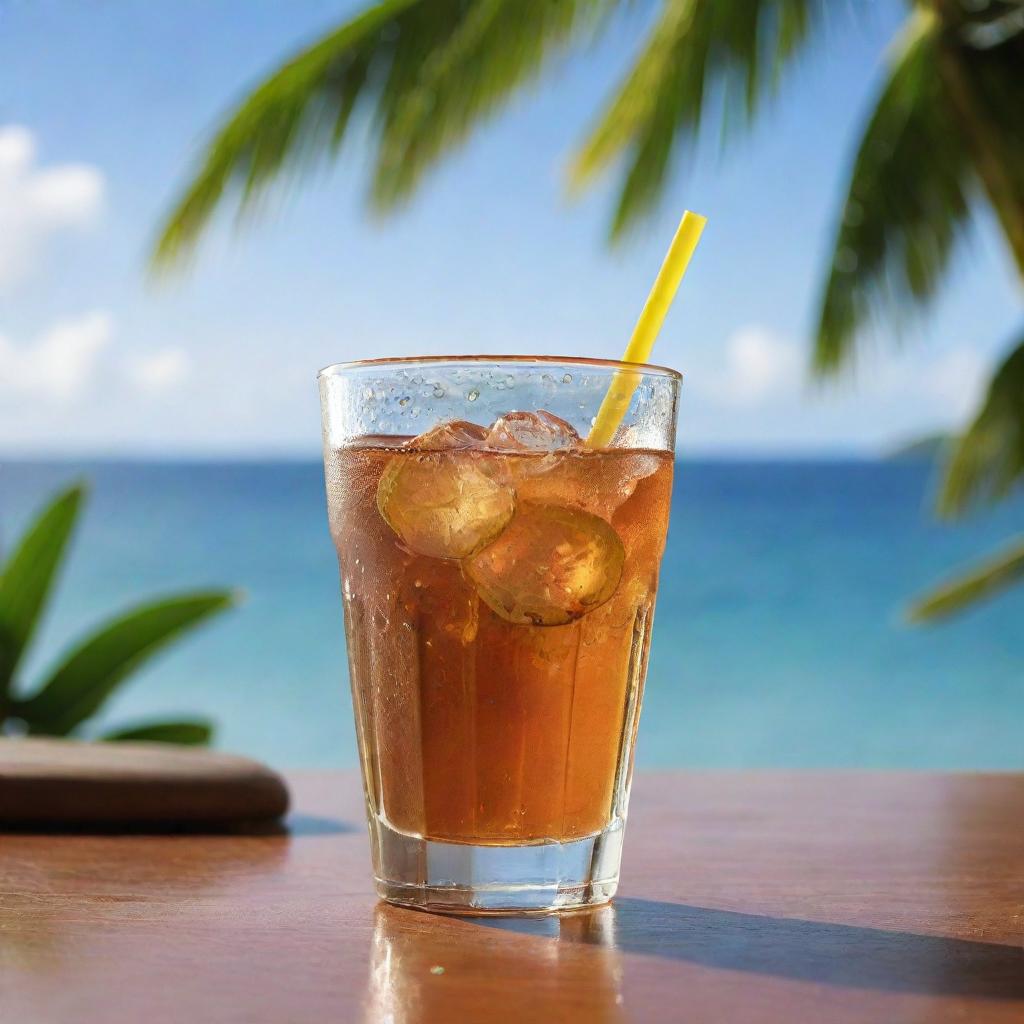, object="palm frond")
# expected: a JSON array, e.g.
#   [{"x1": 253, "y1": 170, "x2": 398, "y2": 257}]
[
  {"x1": 102, "y1": 719, "x2": 214, "y2": 745},
  {"x1": 17, "y1": 591, "x2": 237, "y2": 736},
  {"x1": 154, "y1": 0, "x2": 612, "y2": 268},
  {"x1": 569, "y1": 0, "x2": 830, "y2": 238},
  {"x1": 936, "y1": 2, "x2": 1024, "y2": 276},
  {"x1": 153, "y1": 0, "x2": 425, "y2": 268},
  {"x1": 939, "y1": 333, "x2": 1024, "y2": 518},
  {"x1": 812, "y1": 10, "x2": 972, "y2": 374},
  {"x1": 0, "y1": 484, "x2": 84, "y2": 692},
  {"x1": 372, "y1": 0, "x2": 612, "y2": 208},
  {"x1": 907, "y1": 536, "x2": 1024, "y2": 623}
]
